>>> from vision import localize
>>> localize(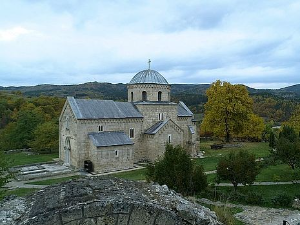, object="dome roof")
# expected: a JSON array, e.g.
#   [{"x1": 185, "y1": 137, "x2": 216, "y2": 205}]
[{"x1": 129, "y1": 69, "x2": 168, "y2": 85}]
